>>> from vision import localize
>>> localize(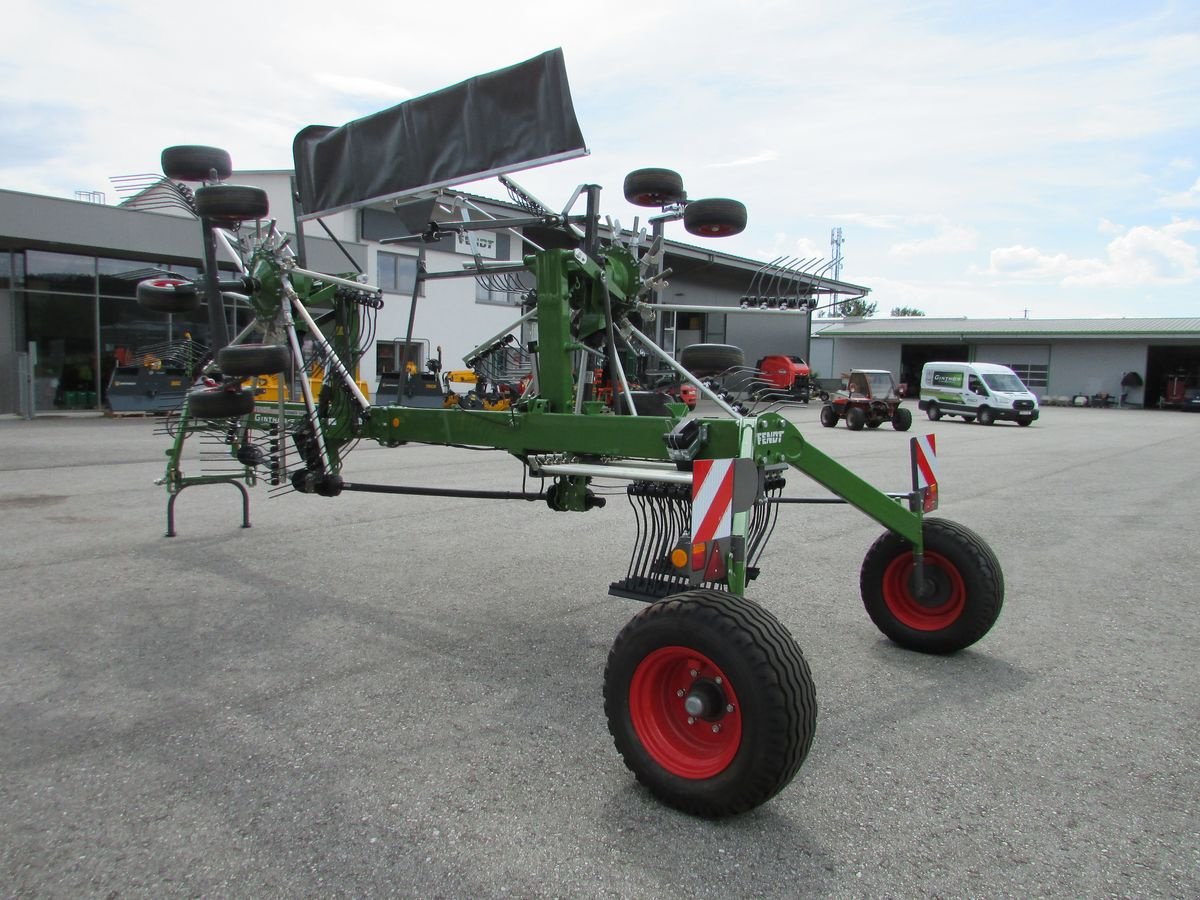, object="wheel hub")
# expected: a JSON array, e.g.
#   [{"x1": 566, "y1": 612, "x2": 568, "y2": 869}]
[{"x1": 683, "y1": 679, "x2": 727, "y2": 721}]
